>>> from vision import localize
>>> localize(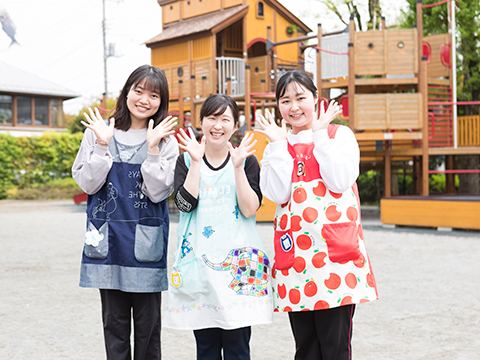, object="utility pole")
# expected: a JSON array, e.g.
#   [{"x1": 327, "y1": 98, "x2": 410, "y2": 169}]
[{"x1": 103, "y1": 0, "x2": 108, "y2": 98}]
